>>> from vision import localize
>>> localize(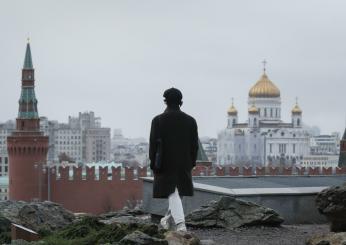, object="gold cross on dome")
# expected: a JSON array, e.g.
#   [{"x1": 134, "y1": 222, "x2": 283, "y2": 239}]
[{"x1": 262, "y1": 59, "x2": 267, "y2": 72}]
